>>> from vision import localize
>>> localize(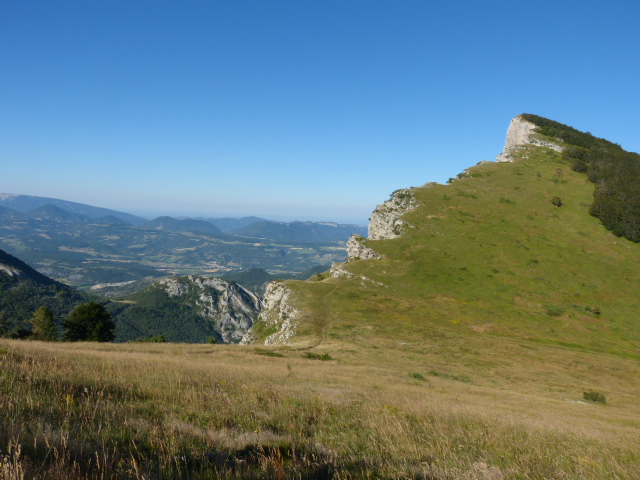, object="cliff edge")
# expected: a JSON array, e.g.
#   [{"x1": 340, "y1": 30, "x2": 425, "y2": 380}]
[{"x1": 496, "y1": 115, "x2": 563, "y2": 162}]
